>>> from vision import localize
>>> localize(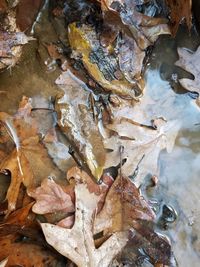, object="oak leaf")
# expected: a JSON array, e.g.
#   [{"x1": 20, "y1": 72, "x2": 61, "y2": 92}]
[
  {"x1": 28, "y1": 177, "x2": 75, "y2": 214},
  {"x1": 175, "y1": 46, "x2": 200, "y2": 106},
  {"x1": 41, "y1": 183, "x2": 128, "y2": 267},
  {"x1": 104, "y1": 117, "x2": 179, "y2": 185}
]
